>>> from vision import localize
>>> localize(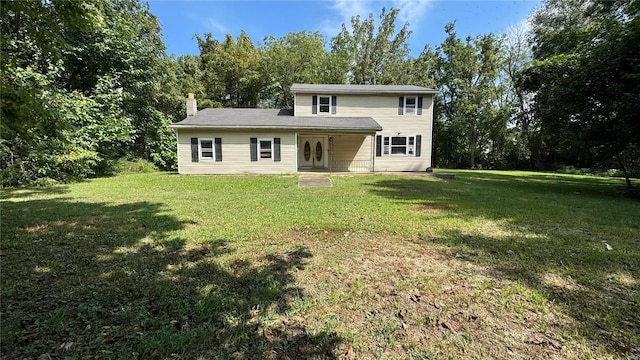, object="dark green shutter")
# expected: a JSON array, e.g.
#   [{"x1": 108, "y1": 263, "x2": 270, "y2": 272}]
[
  {"x1": 312, "y1": 96, "x2": 317, "y2": 114},
  {"x1": 191, "y1": 138, "x2": 198, "y2": 162},
  {"x1": 415, "y1": 135, "x2": 422, "y2": 157},
  {"x1": 214, "y1": 137, "x2": 222, "y2": 161},
  {"x1": 417, "y1": 97, "x2": 423, "y2": 115},
  {"x1": 250, "y1": 138, "x2": 257, "y2": 161},
  {"x1": 274, "y1": 138, "x2": 281, "y2": 162},
  {"x1": 376, "y1": 135, "x2": 382, "y2": 157},
  {"x1": 331, "y1": 96, "x2": 337, "y2": 114},
  {"x1": 398, "y1": 97, "x2": 404, "y2": 115}
]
